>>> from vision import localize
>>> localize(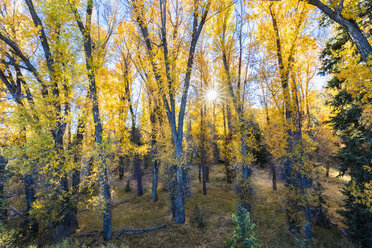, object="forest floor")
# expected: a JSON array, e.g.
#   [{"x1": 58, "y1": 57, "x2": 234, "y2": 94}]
[{"x1": 71, "y1": 163, "x2": 354, "y2": 248}]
